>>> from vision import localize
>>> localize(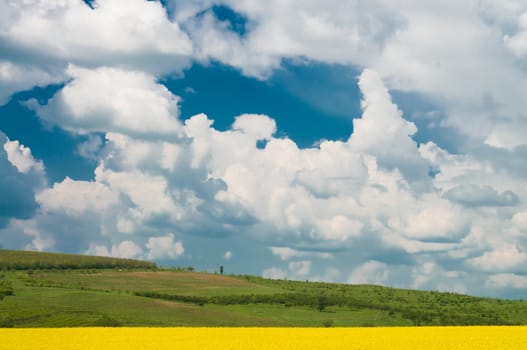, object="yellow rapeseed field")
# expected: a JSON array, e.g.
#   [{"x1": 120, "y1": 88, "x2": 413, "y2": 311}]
[{"x1": 1, "y1": 327, "x2": 526, "y2": 350}]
